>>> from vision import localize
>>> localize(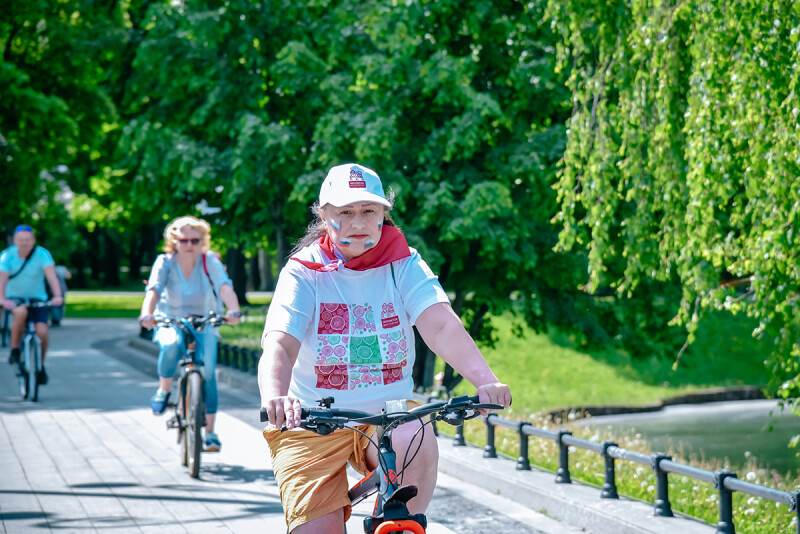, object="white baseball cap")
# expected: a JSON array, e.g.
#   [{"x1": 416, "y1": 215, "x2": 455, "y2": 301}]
[{"x1": 319, "y1": 163, "x2": 391, "y2": 208}]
